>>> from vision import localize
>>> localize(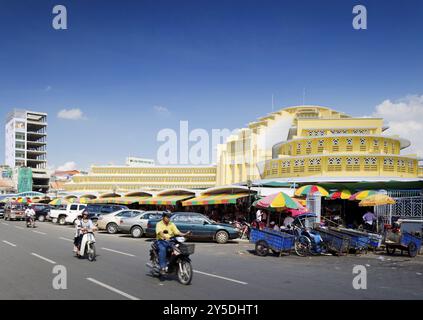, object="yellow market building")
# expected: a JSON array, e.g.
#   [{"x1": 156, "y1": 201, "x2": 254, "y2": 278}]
[{"x1": 64, "y1": 105, "x2": 423, "y2": 195}]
